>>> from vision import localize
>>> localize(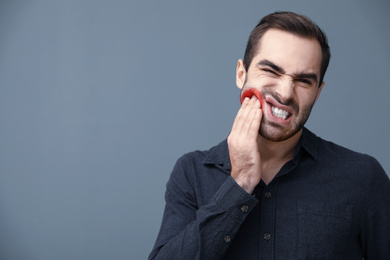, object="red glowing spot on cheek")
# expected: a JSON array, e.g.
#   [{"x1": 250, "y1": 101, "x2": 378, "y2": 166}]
[{"x1": 240, "y1": 89, "x2": 264, "y2": 109}]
